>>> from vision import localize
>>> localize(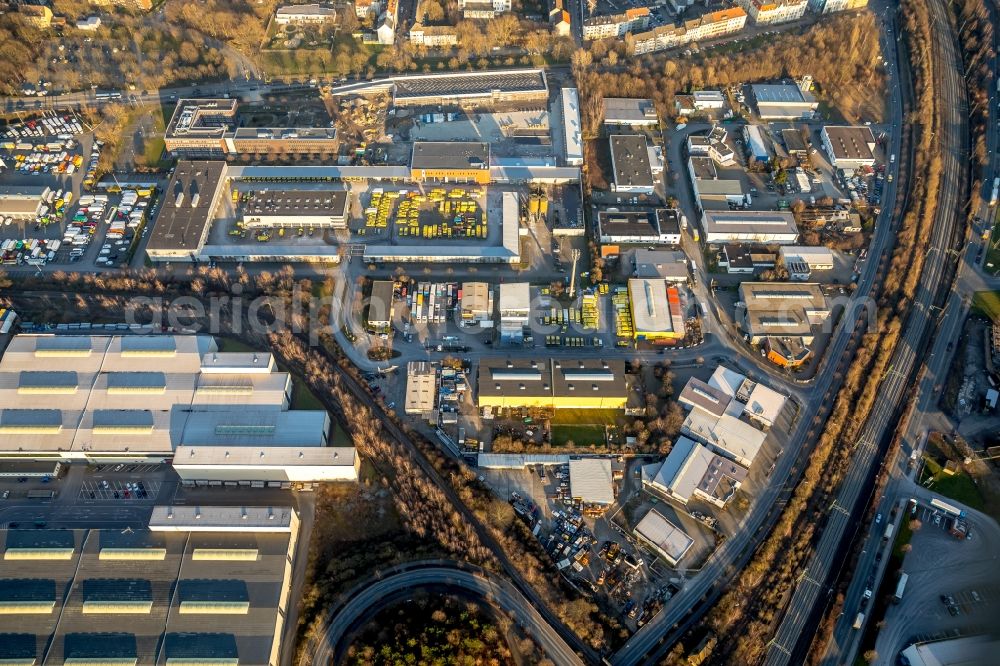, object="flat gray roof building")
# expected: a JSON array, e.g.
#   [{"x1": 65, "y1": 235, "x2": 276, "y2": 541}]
[
  {"x1": 609, "y1": 135, "x2": 655, "y2": 193},
  {"x1": 410, "y1": 141, "x2": 490, "y2": 171},
  {"x1": 603, "y1": 98, "x2": 659, "y2": 125},
  {"x1": 243, "y1": 188, "x2": 349, "y2": 228},
  {"x1": 146, "y1": 161, "x2": 228, "y2": 261},
  {"x1": 569, "y1": 458, "x2": 615, "y2": 505},
  {"x1": 750, "y1": 83, "x2": 818, "y2": 119},
  {"x1": 0, "y1": 507, "x2": 299, "y2": 666},
  {"x1": 634, "y1": 508, "x2": 694, "y2": 566}
]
